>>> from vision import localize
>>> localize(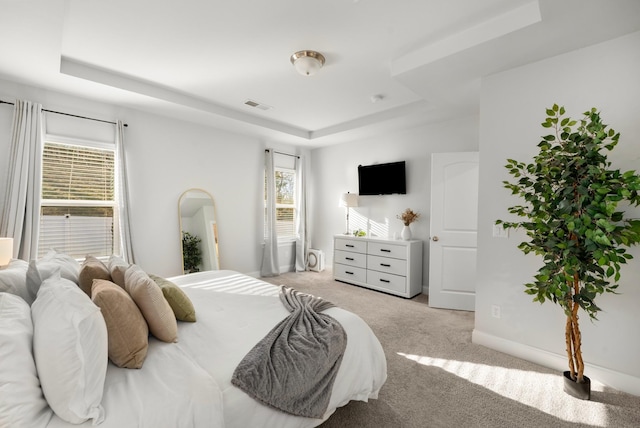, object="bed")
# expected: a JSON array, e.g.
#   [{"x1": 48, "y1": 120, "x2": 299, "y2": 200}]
[{"x1": 0, "y1": 254, "x2": 387, "y2": 428}]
